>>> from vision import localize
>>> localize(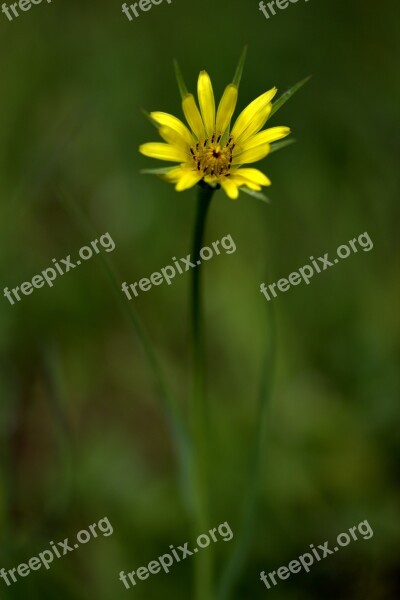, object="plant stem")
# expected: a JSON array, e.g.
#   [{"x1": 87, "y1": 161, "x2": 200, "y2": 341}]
[{"x1": 191, "y1": 183, "x2": 214, "y2": 600}]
